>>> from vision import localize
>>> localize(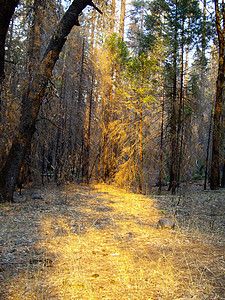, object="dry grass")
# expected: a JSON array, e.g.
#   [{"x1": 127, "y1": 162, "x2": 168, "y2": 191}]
[{"x1": 0, "y1": 184, "x2": 224, "y2": 299}]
